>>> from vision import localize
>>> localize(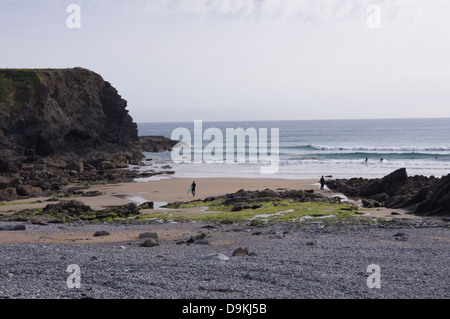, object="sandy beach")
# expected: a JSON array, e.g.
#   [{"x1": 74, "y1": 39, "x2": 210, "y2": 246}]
[
  {"x1": 88, "y1": 177, "x2": 322, "y2": 208},
  {"x1": 0, "y1": 176, "x2": 420, "y2": 246},
  {"x1": 0, "y1": 177, "x2": 448, "y2": 300},
  {"x1": 0, "y1": 177, "x2": 317, "y2": 244},
  {"x1": 0, "y1": 176, "x2": 319, "y2": 212},
  {"x1": 0, "y1": 176, "x2": 415, "y2": 219}
]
